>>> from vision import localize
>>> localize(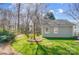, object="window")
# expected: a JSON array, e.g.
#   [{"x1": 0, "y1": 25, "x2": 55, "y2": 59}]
[
  {"x1": 46, "y1": 27, "x2": 48, "y2": 32},
  {"x1": 54, "y1": 27, "x2": 58, "y2": 34},
  {"x1": 45, "y1": 27, "x2": 49, "y2": 34}
]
